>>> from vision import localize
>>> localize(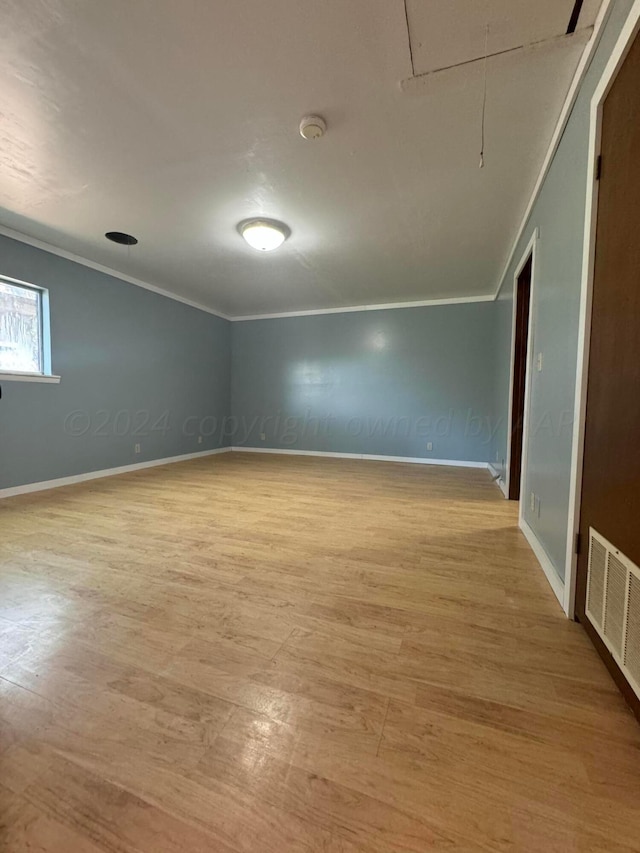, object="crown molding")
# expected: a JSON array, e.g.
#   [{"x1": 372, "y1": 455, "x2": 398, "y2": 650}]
[
  {"x1": 0, "y1": 220, "x2": 496, "y2": 320},
  {"x1": 230, "y1": 294, "x2": 495, "y2": 322},
  {"x1": 494, "y1": 0, "x2": 614, "y2": 298},
  {"x1": 0, "y1": 223, "x2": 497, "y2": 321},
  {"x1": 0, "y1": 223, "x2": 231, "y2": 321}
]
